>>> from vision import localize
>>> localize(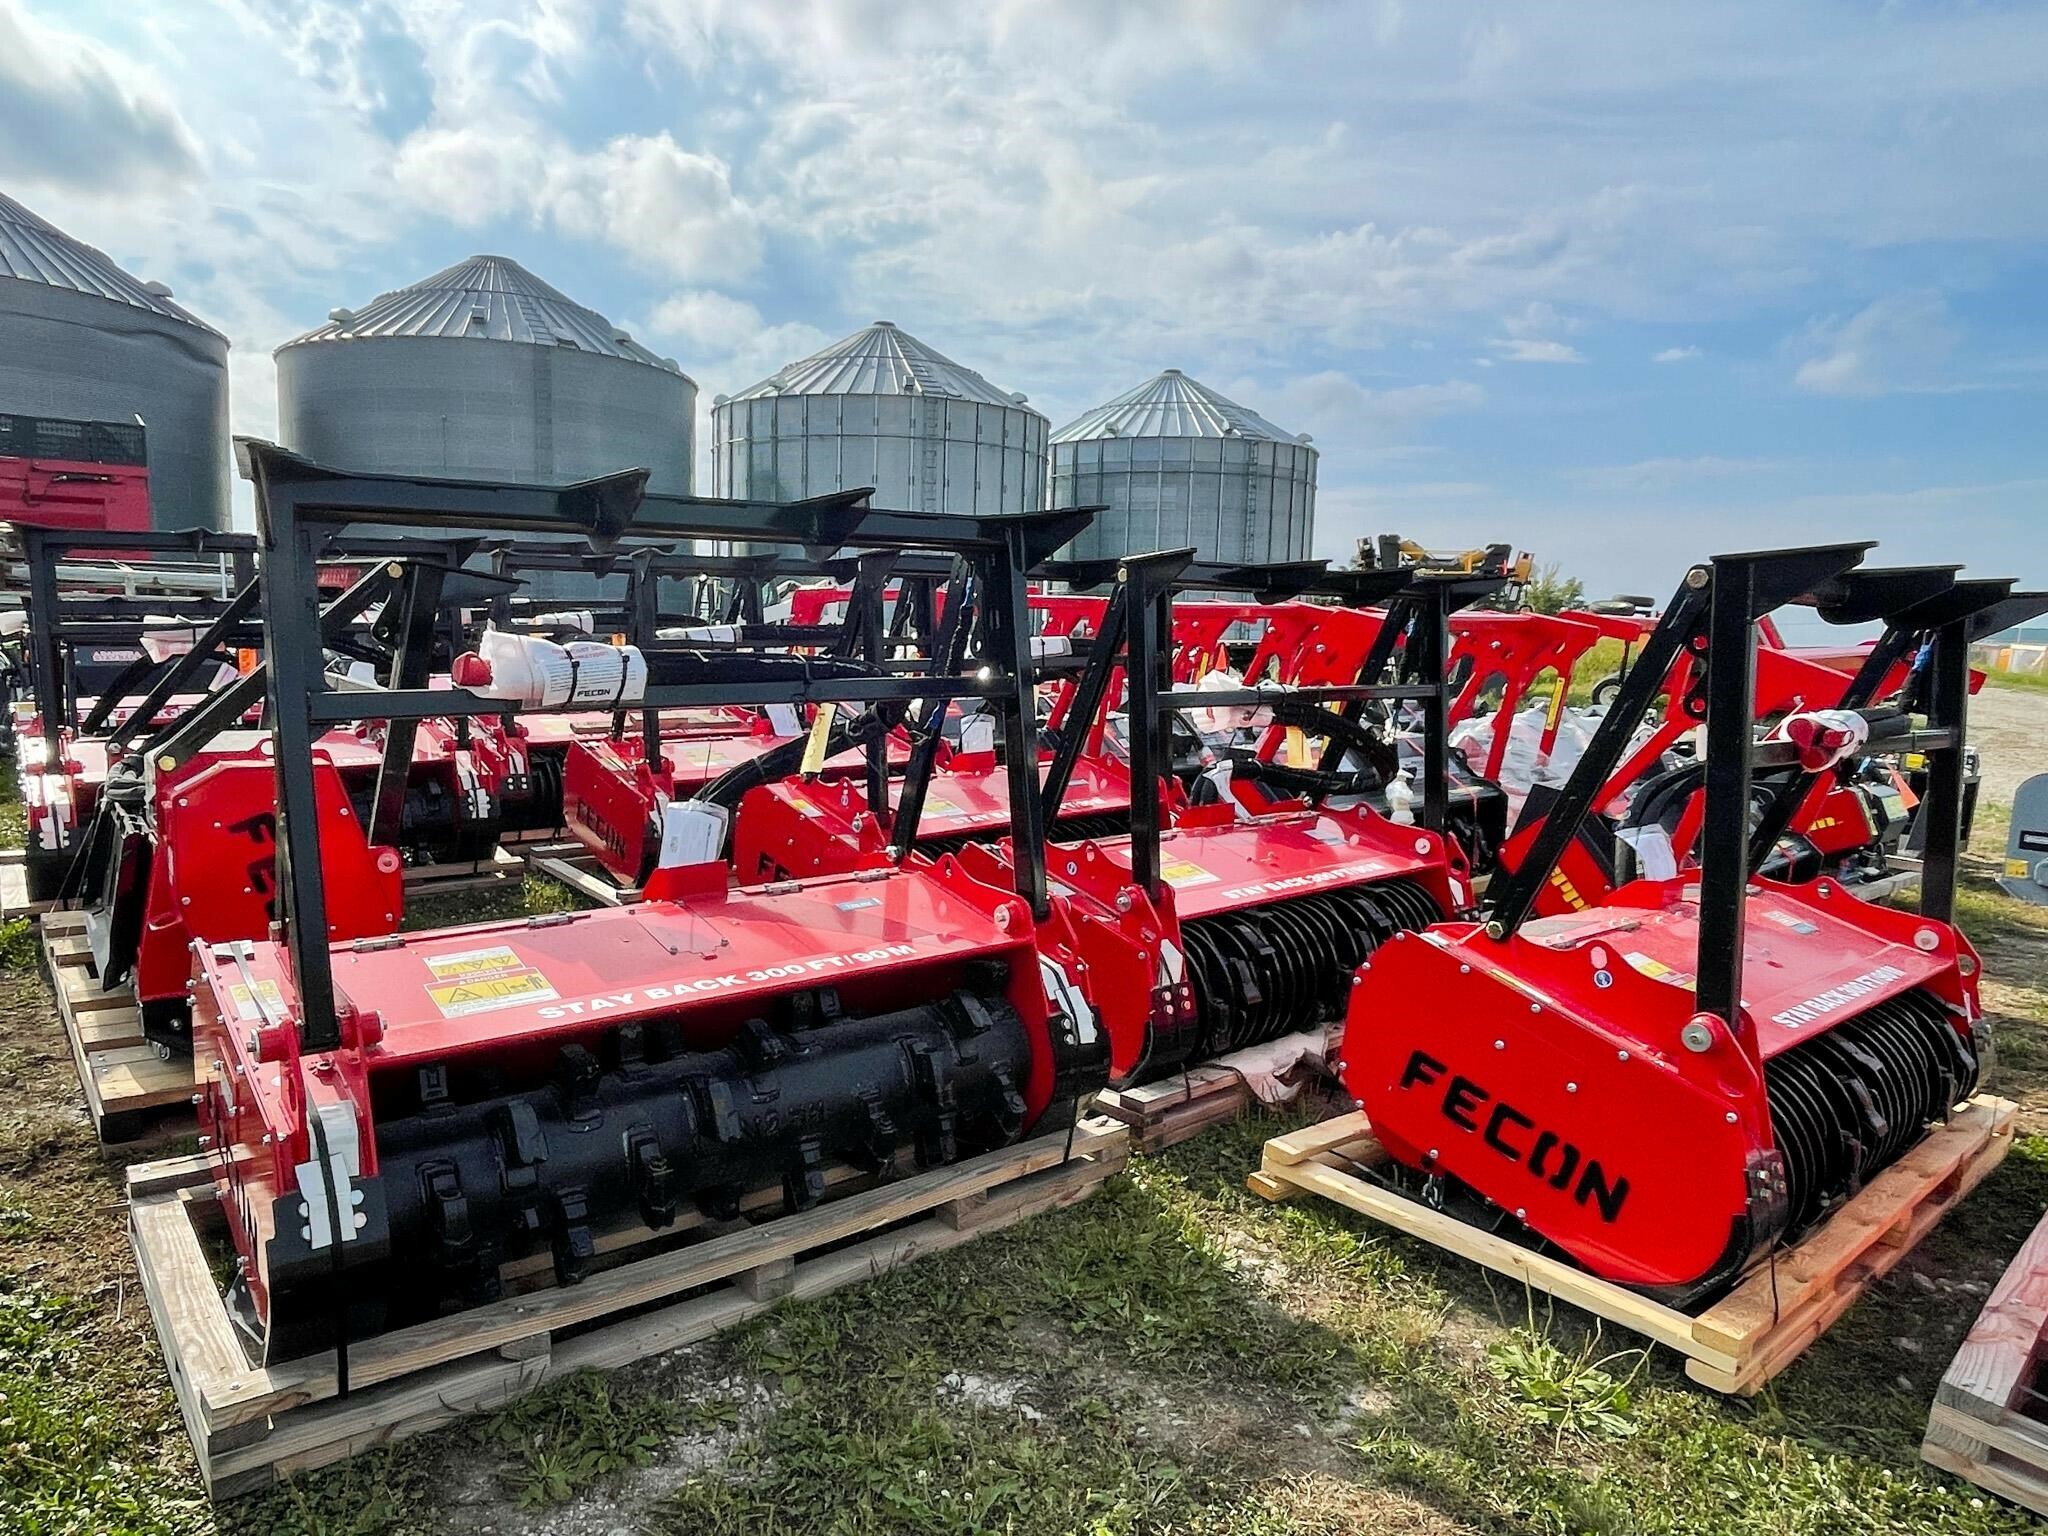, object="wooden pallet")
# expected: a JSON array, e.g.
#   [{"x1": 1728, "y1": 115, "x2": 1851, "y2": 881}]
[
  {"x1": 401, "y1": 842, "x2": 529, "y2": 898},
  {"x1": 39, "y1": 911, "x2": 195, "y2": 1144},
  {"x1": 1922, "y1": 1205, "x2": 2048, "y2": 1514},
  {"x1": 1250, "y1": 1095, "x2": 2016, "y2": 1394},
  {"x1": 1094, "y1": 1064, "x2": 1258, "y2": 1153},
  {"x1": 129, "y1": 1116, "x2": 1130, "y2": 1498},
  {"x1": 525, "y1": 848, "x2": 638, "y2": 907},
  {"x1": 0, "y1": 846, "x2": 52, "y2": 922}
]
